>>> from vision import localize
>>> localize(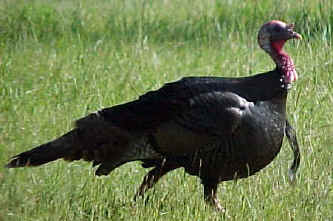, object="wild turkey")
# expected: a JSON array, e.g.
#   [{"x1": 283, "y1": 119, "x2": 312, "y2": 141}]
[{"x1": 6, "y1": 20, "x2": 301, "y2": 210}]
